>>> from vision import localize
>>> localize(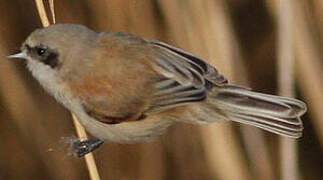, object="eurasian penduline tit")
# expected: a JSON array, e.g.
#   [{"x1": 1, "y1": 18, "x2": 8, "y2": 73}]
[{"x1": 8, "y1": 24, "x2": 306, "y2": 157}]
